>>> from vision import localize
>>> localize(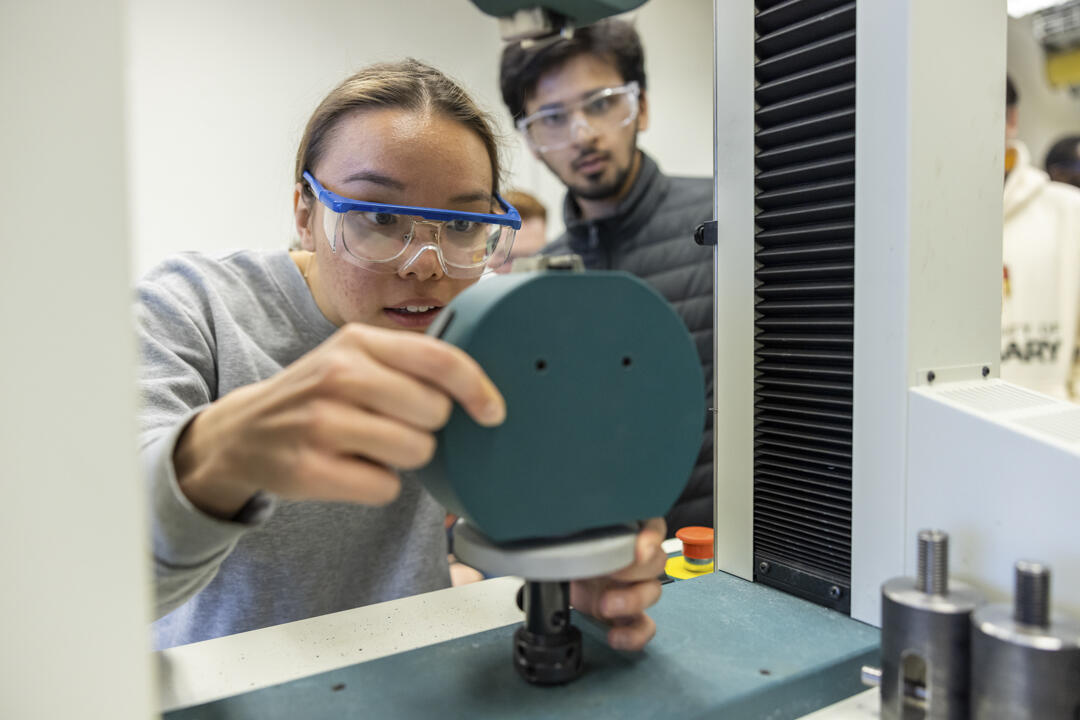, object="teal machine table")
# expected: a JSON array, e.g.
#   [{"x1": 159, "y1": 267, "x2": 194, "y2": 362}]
[{"x1": 165, "y1": 571, "x2": 879, "y2": 719}]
